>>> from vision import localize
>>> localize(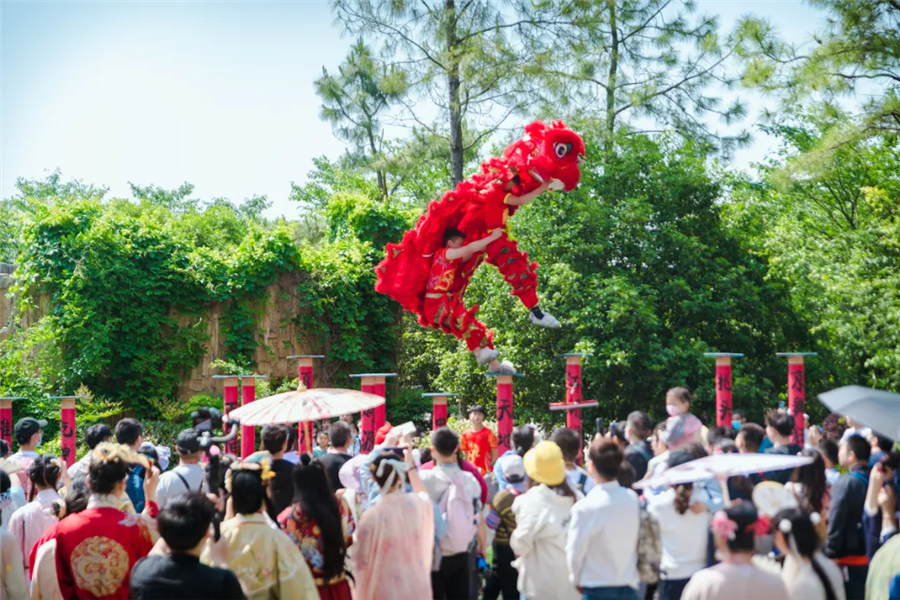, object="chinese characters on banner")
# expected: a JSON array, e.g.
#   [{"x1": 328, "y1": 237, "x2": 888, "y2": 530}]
[
  {"x1": 432, "y1": 398, "x2": 448, "y2": 431},
  {"x1": 61, "y1": 402, "x2": 76, "y2": 467},
  {"x1": 496, "y1": 377, "x2": 514, "y2": 455},
  {"x1": 361, "y1": 409, "x2": 376, "y2": 454},
  {"x1": 240, "y1": 379, "x2": 257, "y2": 460},
  {"x1": 0, "y1": 401, "x2": 11, "y2": 446},
  {"x1": 565, "y1": 357, "x2": 583, "y2": 453},
  {"x1": 715, "y1": 361, "x2": 733, "y2": 428},
  {"x1": 788, "y1": 361, "x2": 806, "y2": 447}
]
